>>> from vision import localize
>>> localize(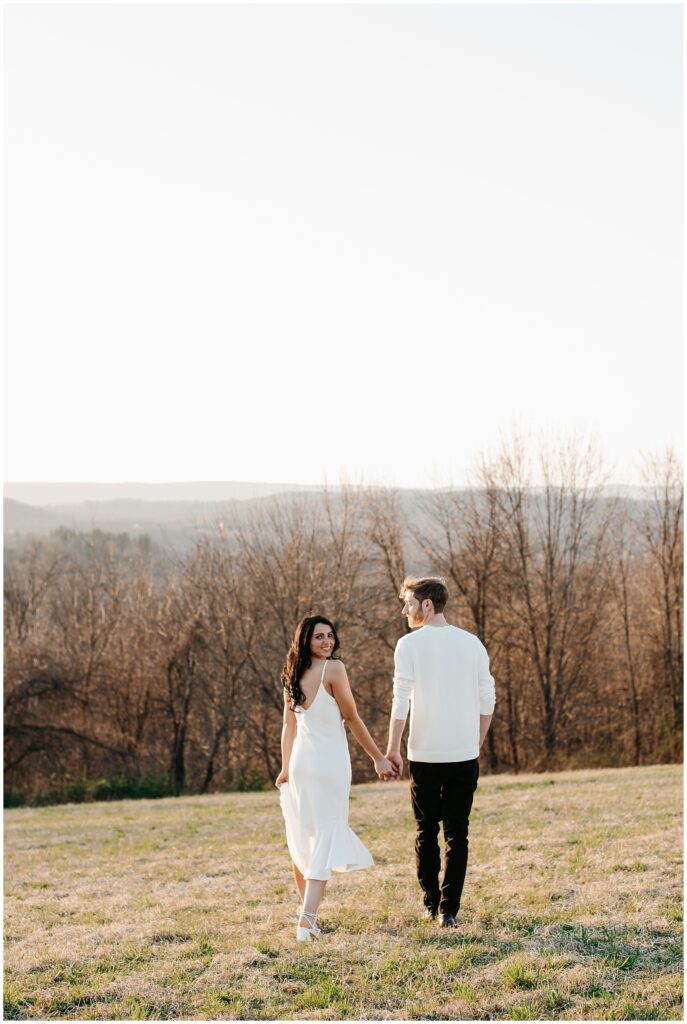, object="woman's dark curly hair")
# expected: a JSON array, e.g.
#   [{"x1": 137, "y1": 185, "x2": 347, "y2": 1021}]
[{"x1": 281, "y1": 615, "x2": 340, "y2": 711}]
